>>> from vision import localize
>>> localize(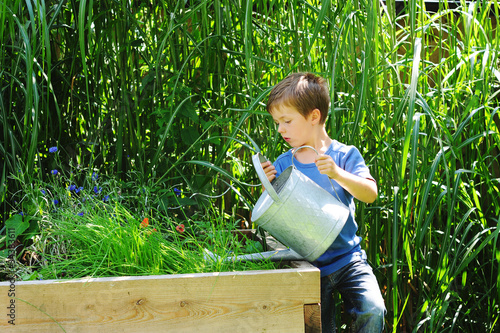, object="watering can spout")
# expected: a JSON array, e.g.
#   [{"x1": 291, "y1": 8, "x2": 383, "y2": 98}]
[{"x1": 203, "y1": 248, "x2": 305, "y2": 263}]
